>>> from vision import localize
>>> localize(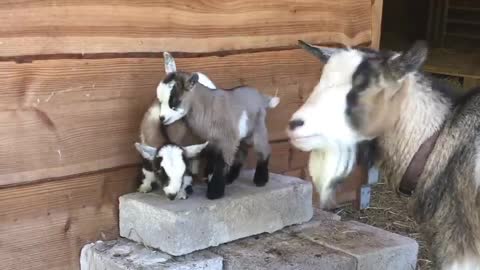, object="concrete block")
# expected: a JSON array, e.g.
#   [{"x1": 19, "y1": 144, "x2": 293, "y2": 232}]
[
  {"x1": 211, "y1": 229, "x2": 356, "y2": 270},
  {"x1": 120, "y1": 170, "x2": 313, "y2": 256},
  {"x1": 295, "y1": 219, "x2": 418, "y2": 270},
  {"x1": 80, "y1": 238, "x2": 222, "y2": 270}
]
